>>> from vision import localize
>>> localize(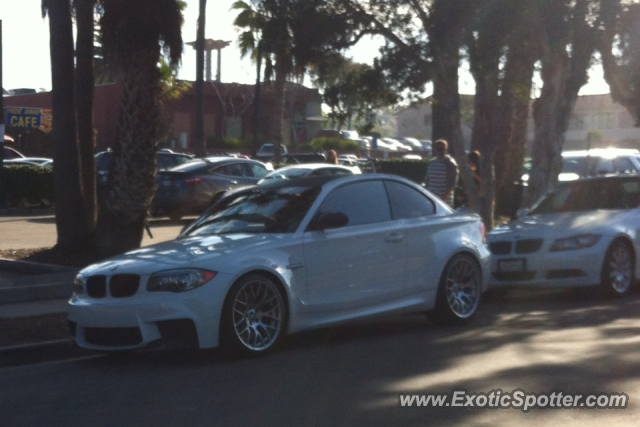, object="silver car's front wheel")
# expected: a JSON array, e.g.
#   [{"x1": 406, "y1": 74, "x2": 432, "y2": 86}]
[
  {"x1": 602, "y1": 241, "x2": 635, "y2": 297},
  {"x1": 221, "y1": 274, "x2": 286, "y2": 356},
  {"x1": 429, "y1": 254, "x2": 482, "y2": 325}
]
